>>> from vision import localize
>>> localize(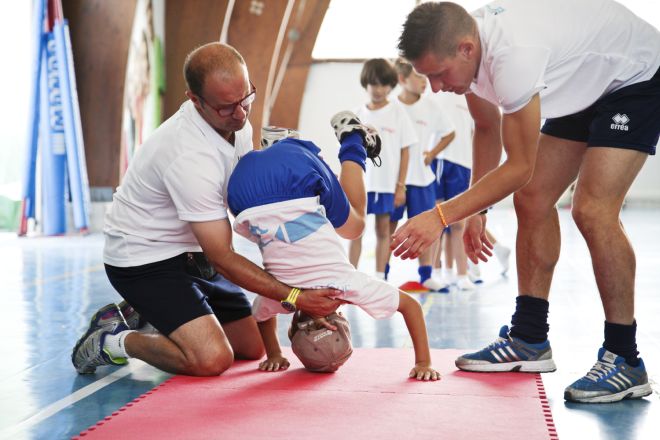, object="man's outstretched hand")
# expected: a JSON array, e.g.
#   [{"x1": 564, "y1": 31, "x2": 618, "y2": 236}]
[
  {"x1": 390, "y1": 209, "x2": 444, "y2": 260},
  {"x1": 463, "y1": 214, "x2": 493, "y2": 264}
]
